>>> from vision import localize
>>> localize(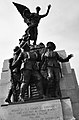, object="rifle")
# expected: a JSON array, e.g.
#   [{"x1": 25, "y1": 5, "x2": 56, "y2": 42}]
[{"x1": 15, "y1": 40, "x2": 46, "y2": 54}]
